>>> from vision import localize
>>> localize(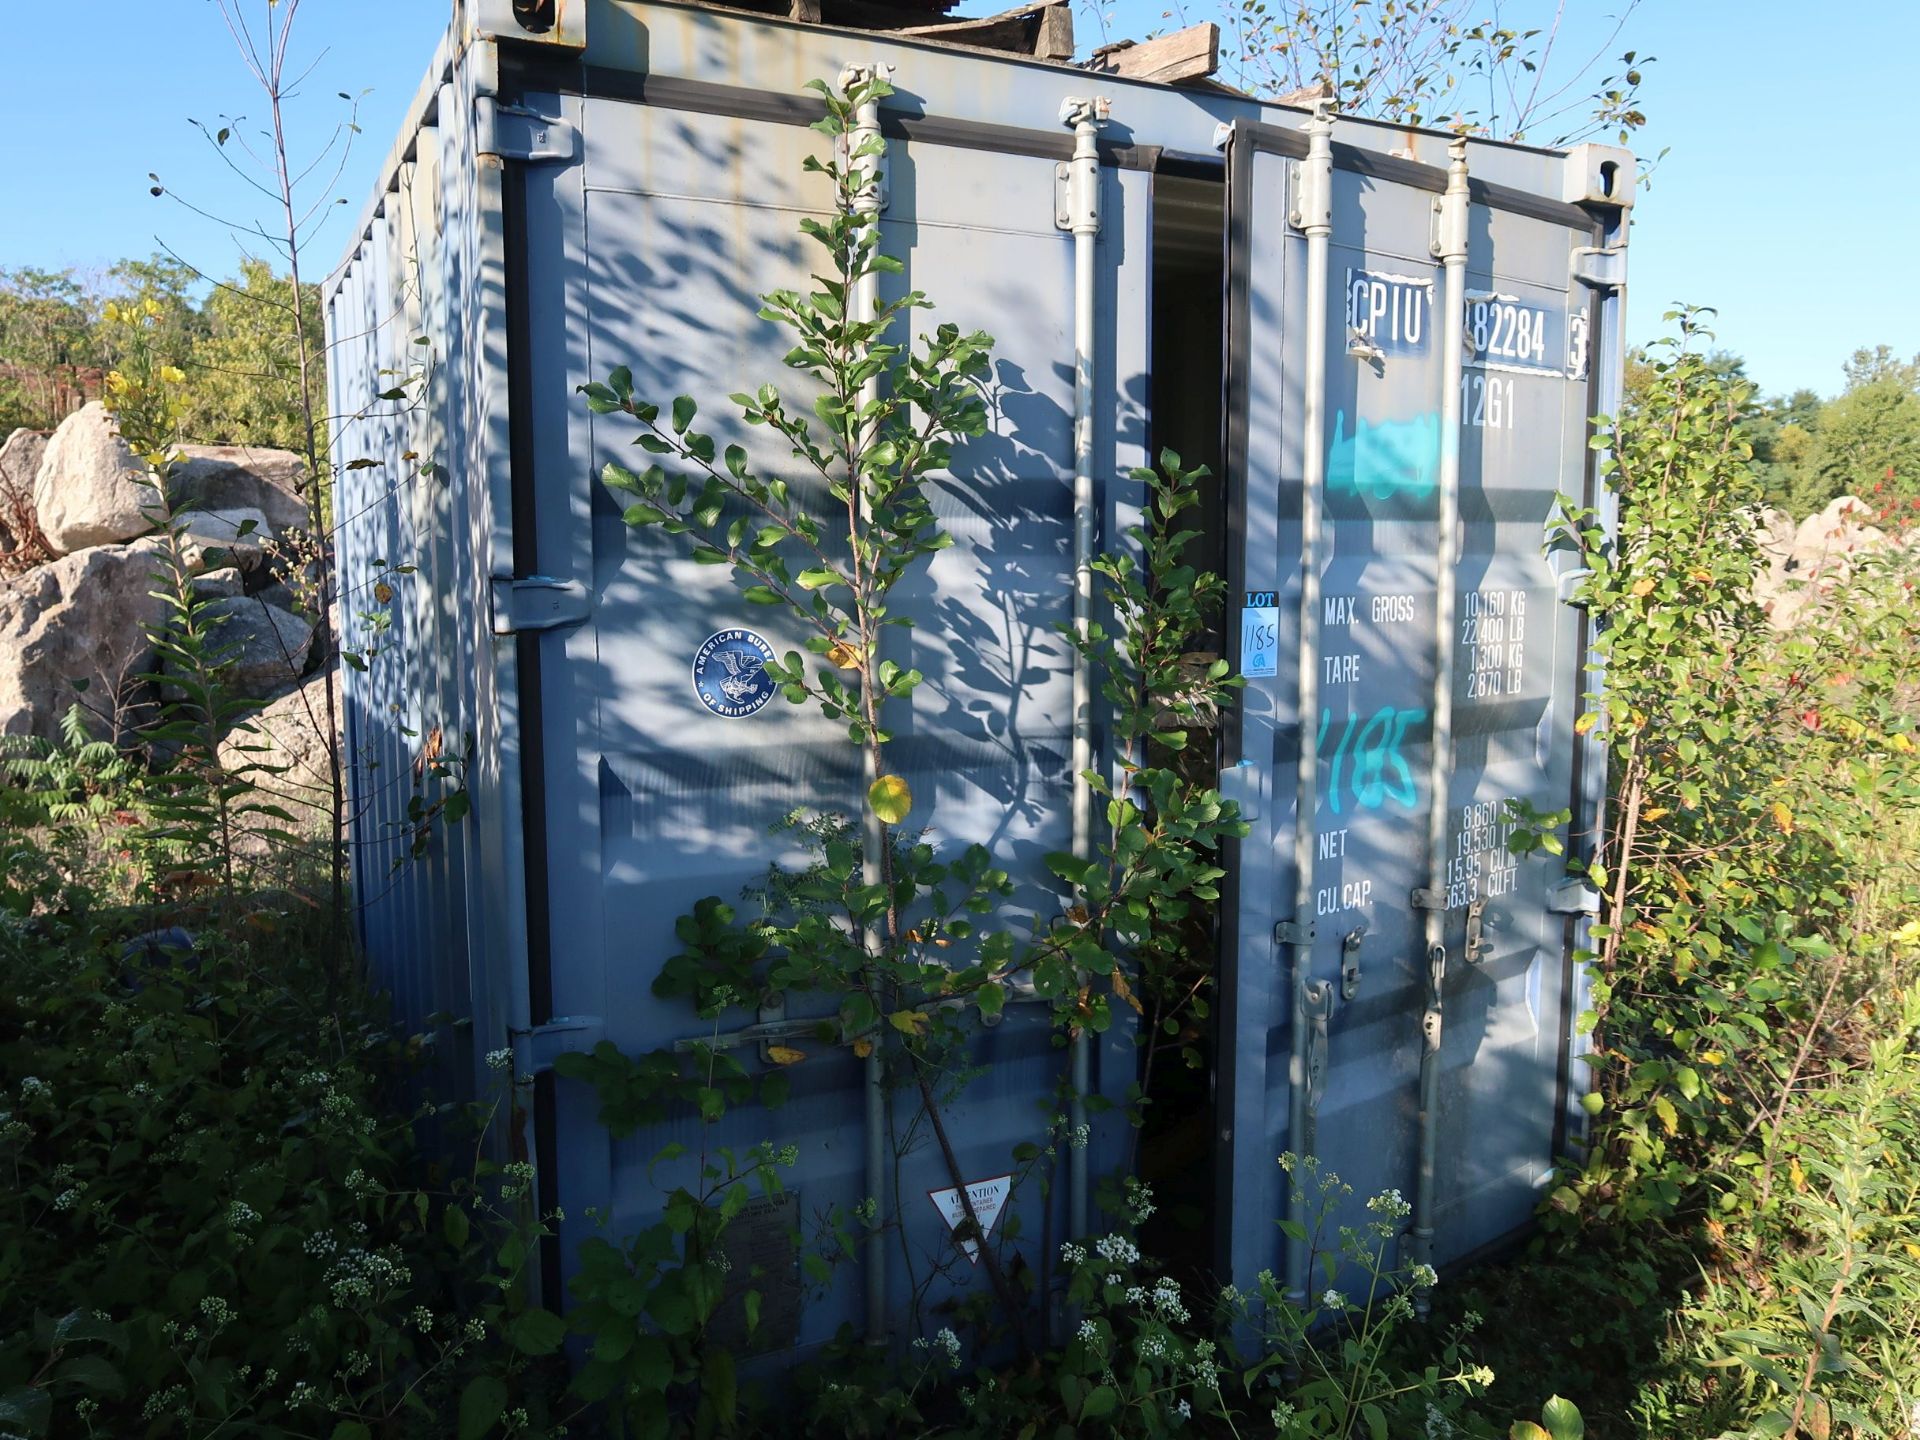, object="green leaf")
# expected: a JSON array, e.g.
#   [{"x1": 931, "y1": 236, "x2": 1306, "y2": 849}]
[
  {"x1": 50, "y1": 1355, "x2": 121, "y2": 1397},
  {"x1": 0, "y1": 1388, "x2": 49, "y2": 1436},
  {"x1": 632, "y1": 1335, "x2": 674, "y2": 1391},
  {"x1": 742, "y1": 586, "x2": 784, "y2": 605},
  {"x1": 672, "y1": 395, "x2": 697, "y2": 434},
  {"x1": 330, "y1": 1425, "x2": 374, "y2": 1440},
  {"x1": 508, "y1": 1308, "x2": 568, "y2": 1356},
  {"x1": 868, "y1": 774, "x2": 912, "y2": 824},
  {"x1": 458, "y1": 1375, "x2": 507, "y2": 1440},
  {"x1": 443, "y1": 1204, "x2": 470, "y2": 1250},
  {"x1": 1079, "y1": 1385, "x2": 1118, "y2": 1421},
  {"x1": 1540, "y1": 1396, "x2": 1585, "y2": 1440},
  {"x1": 796, "y1": 568, "x2": 839, "y2": 590}
]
